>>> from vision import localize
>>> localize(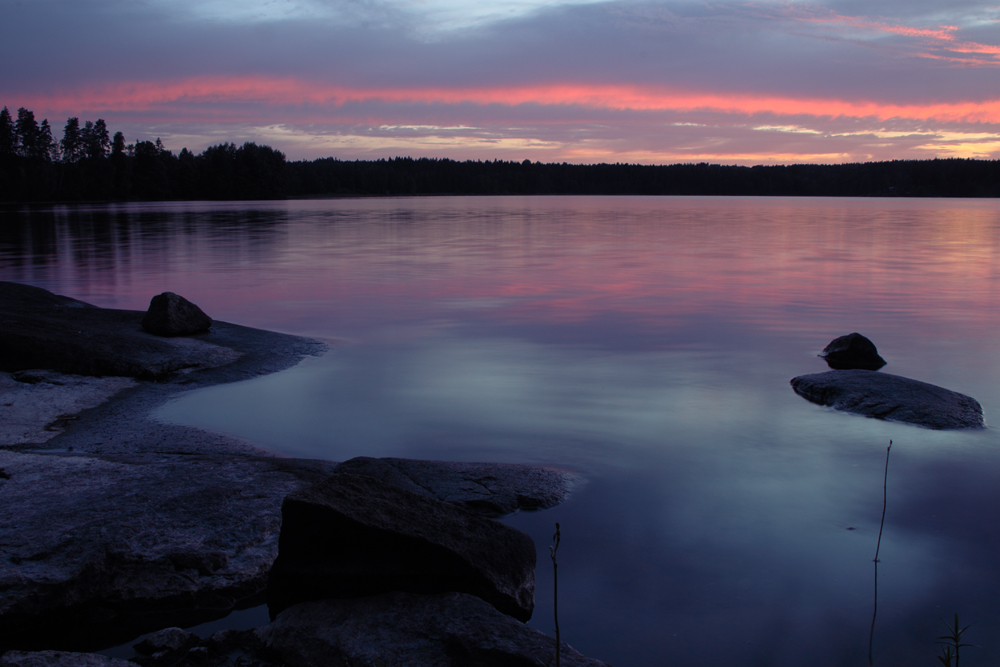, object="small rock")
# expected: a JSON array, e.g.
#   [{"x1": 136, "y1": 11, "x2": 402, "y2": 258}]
[
  {"x1": 259, "y1": 593, "x2": 611, "y2": 667},
  {"x1": 267, "y1": 472, "x2": 537, "y2": 622},
  {"x1": 134, "y1": 627, "x2": 199, "y2": 655},
  {"x1": 334, "y1": 456, "x2": 576, "y2": 517},
  {"x1": 819, "y1": 333, "x2": 887, "y2": 370},
  {"x1": 790, "y1": 370, "x2": 984, "y2": 429},
  {"x1": 141, "y1": 293, "x2": 212, "y2": 337}
]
